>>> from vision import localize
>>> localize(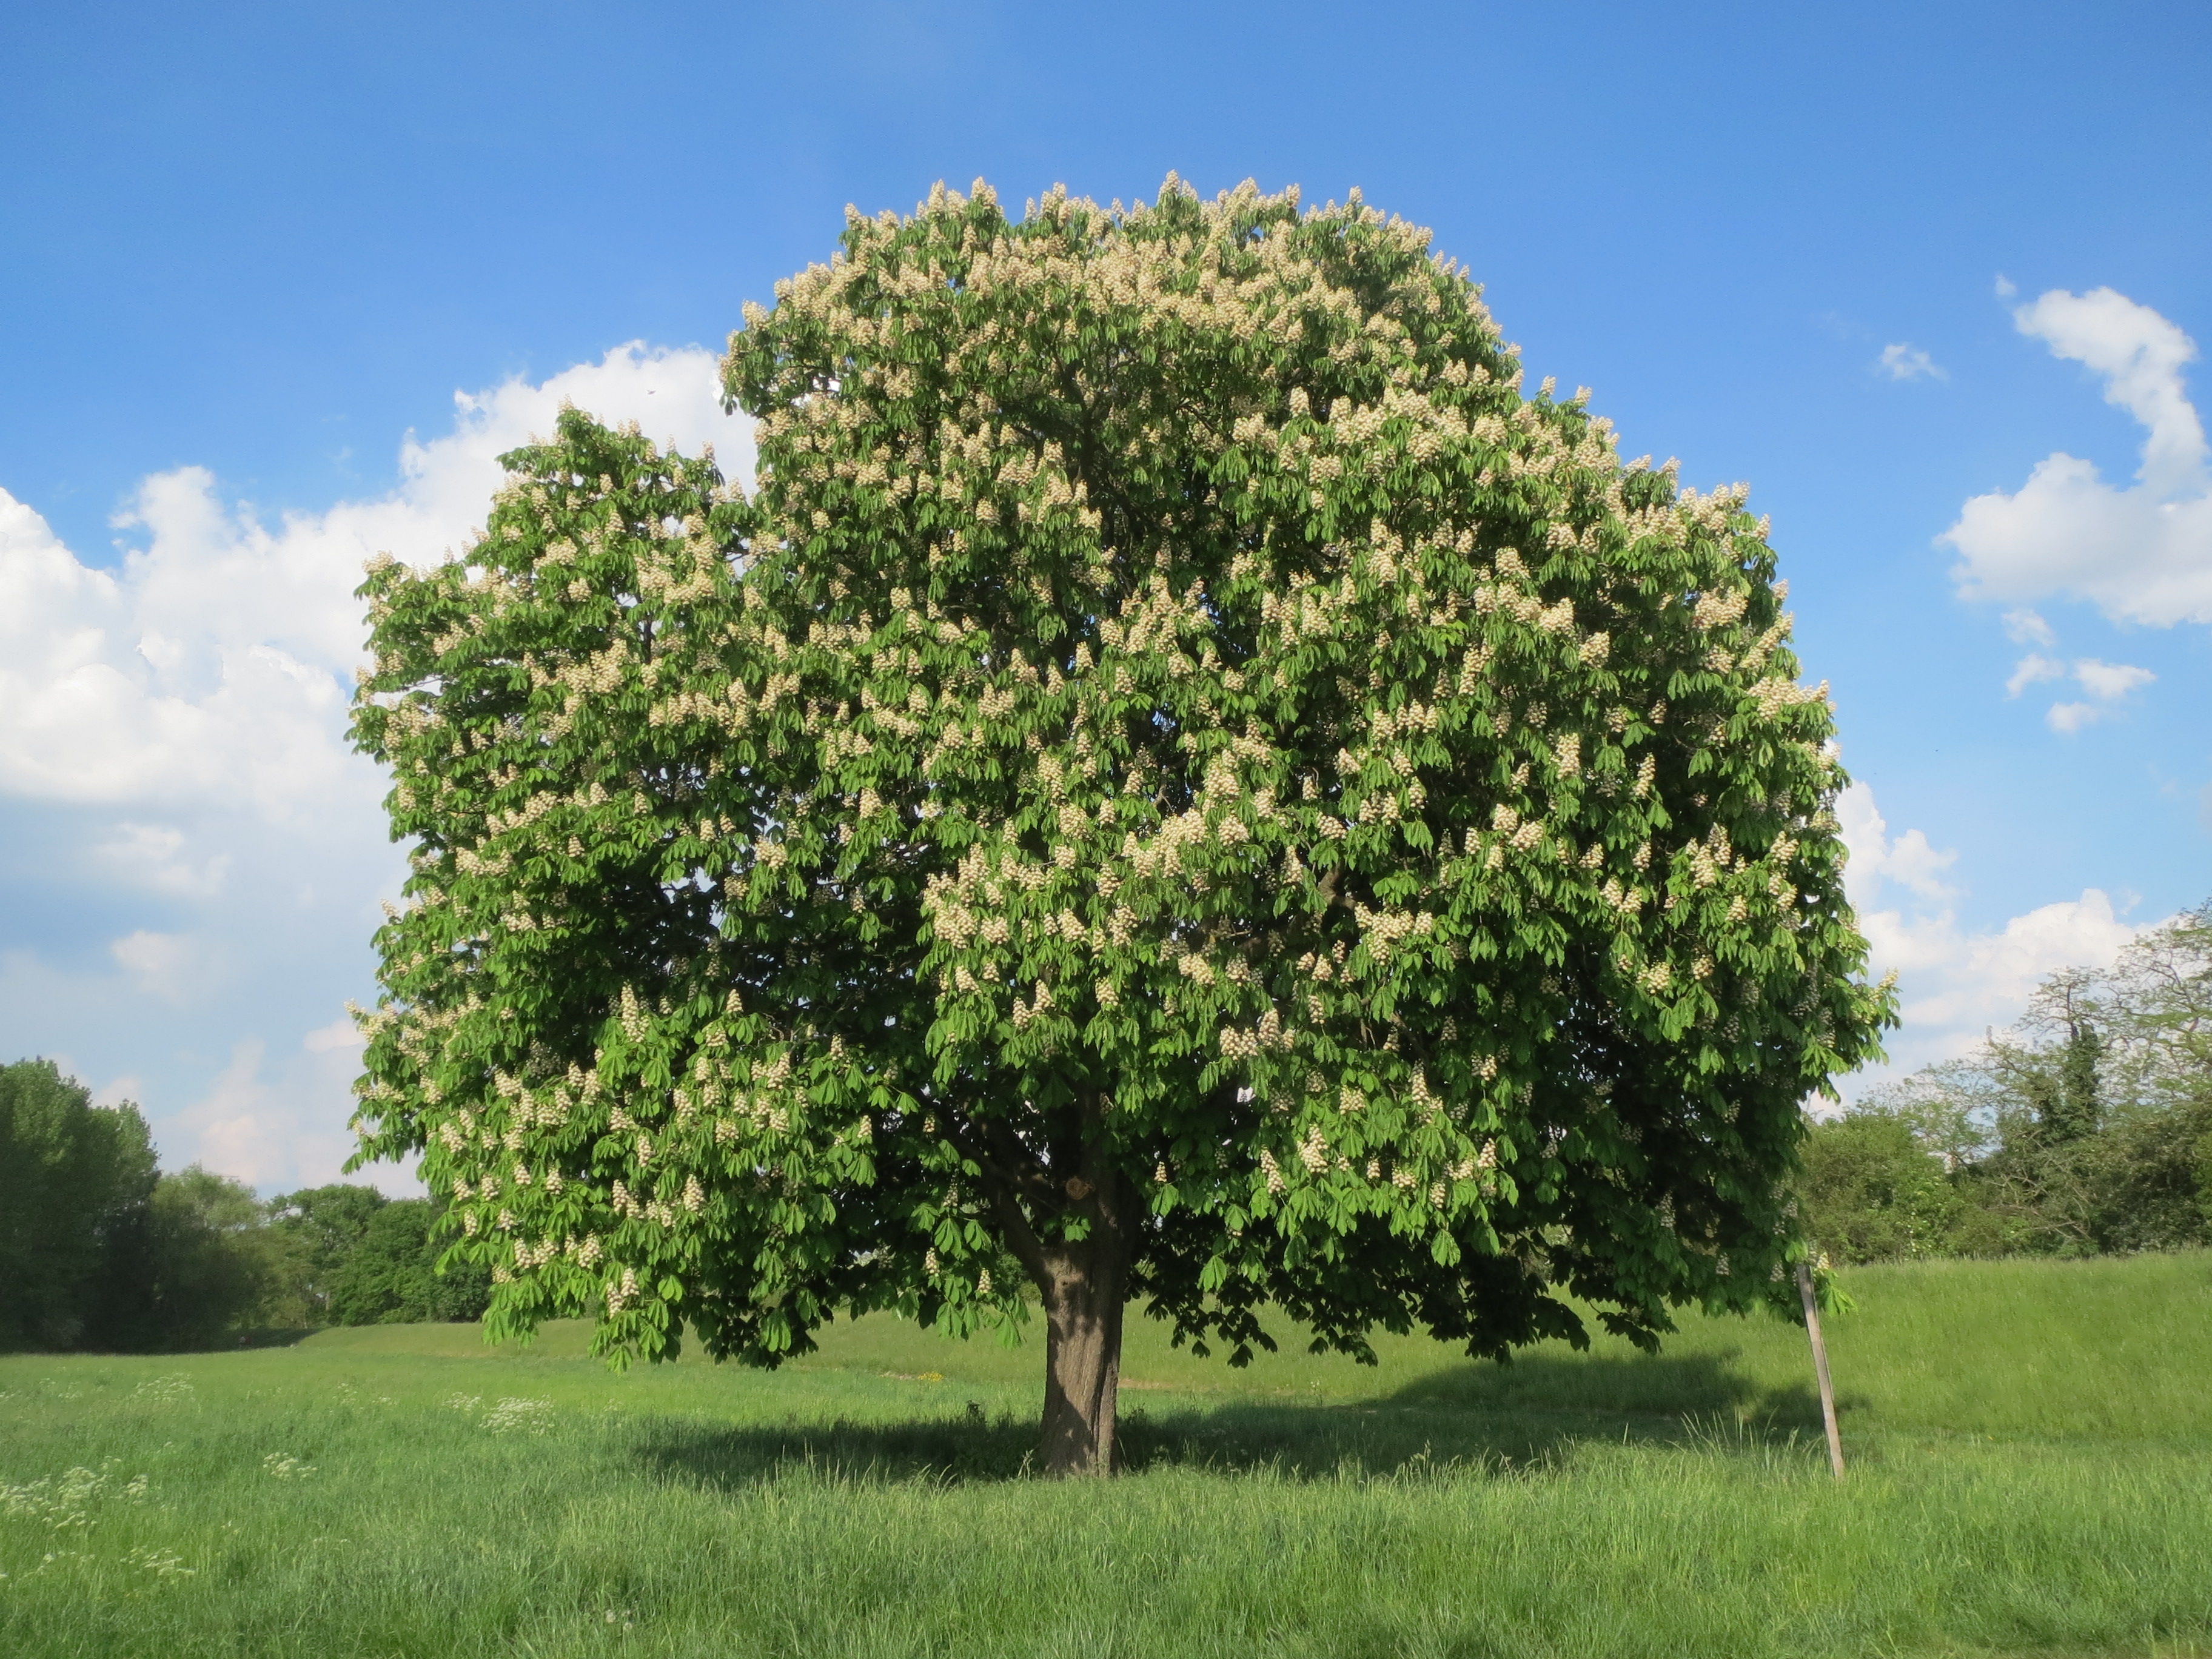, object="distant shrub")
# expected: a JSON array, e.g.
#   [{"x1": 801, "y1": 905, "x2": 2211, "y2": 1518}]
[
  {"x1": 326, "y1": 1199, "x2": 489, "y2": 1326},
  {"x1": 1798, "y1": 1112, "x2": 1964, "y2": 1262},
  {"x1": 135, "y1": 1166, "x2": 288, "y2": 1349},
  {"x1": 4, "y1": 1056, "x2": 490, "y2": 1348},
  {"x1": 0, "y1": 1059, "x2": 158, "y2": 1350},
  {"x1": 261, "y1": 1183, "x2": 394, "y2": 1326},
  {"x1": 2075, "y1": 1098, "x2": 2212, "y2": 1254},
  {"x1": 1805, "y1": 900, "x2": 2210, "y2": 1262}
]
